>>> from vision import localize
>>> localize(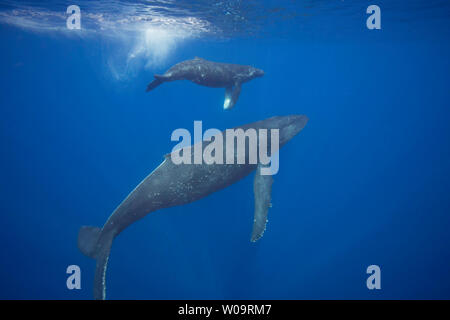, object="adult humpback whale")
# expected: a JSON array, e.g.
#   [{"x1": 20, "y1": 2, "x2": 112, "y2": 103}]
[
  {"x1": 146, "y1": 57, "x2": 265, "y2": 110},
  {"x1": 78, "y1": 115, "x2": 308, "y2": 300}
]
